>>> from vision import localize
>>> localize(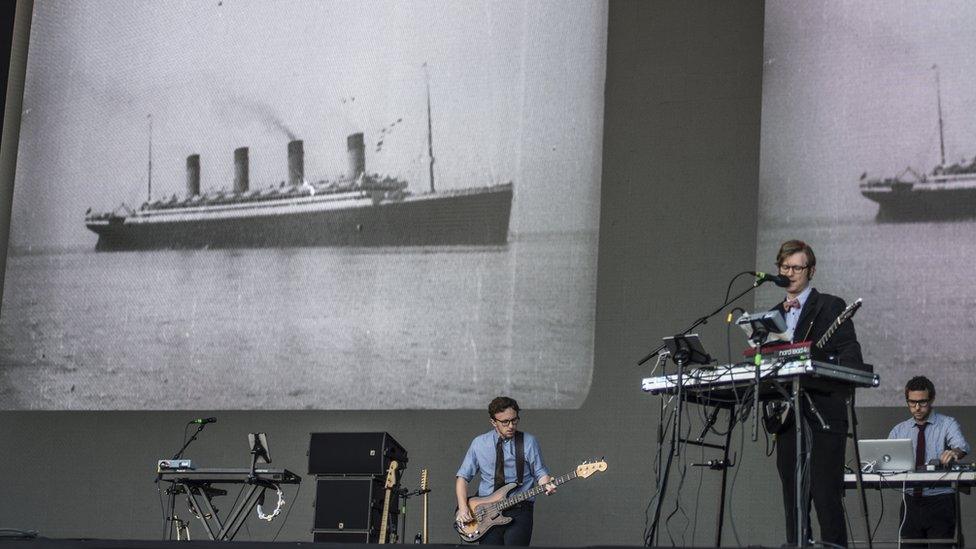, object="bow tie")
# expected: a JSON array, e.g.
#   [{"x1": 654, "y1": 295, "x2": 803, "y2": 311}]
[{"x1": 784, "y1": 298, "x2": 801, "y2": 312}]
